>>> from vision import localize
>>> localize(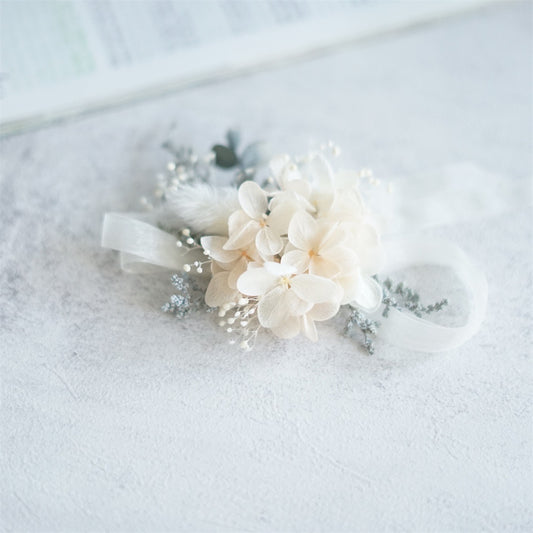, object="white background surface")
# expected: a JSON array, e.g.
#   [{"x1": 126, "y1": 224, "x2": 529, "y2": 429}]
[{"x1": 1, "y1": 2, "x2": 532, "y2": 531}]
